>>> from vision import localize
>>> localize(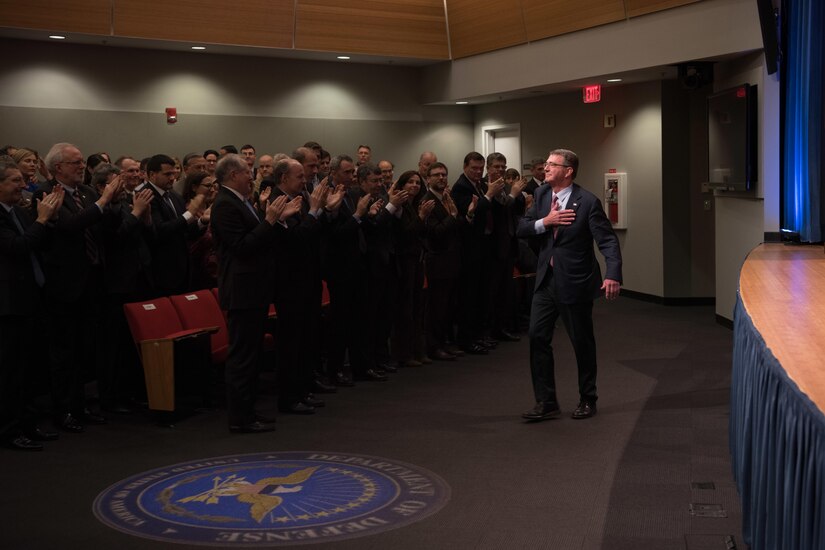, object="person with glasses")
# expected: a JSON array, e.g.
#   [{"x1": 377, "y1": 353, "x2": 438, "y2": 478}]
[
  {"x1": 37, "y1": 142, "x2": 123, "y2": 433},
  {"x1": 518, "y1": 149, "x2": 622, "y2": 422},
  {"x1": 422, "y1": 162, "x2": 464, "y2": 361},
  {"x1": 0, "y1": 158, "x2": 63, "y2": 450}
]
